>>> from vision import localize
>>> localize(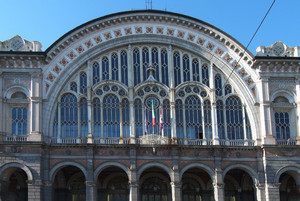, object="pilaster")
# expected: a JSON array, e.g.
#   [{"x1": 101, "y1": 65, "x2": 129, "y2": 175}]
[
  {"x1": 86, "y1": 181, "x2": 97, "y2": 201},
  {"x1": 265, "y1": 183, "x2": 280, "y2": 201},
  {"x1": 170, "y1": 181, "x2": 181, "y2": 201},
  {"x1": 27, "y1": 180, "x2": 43, "y2": 201}
]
